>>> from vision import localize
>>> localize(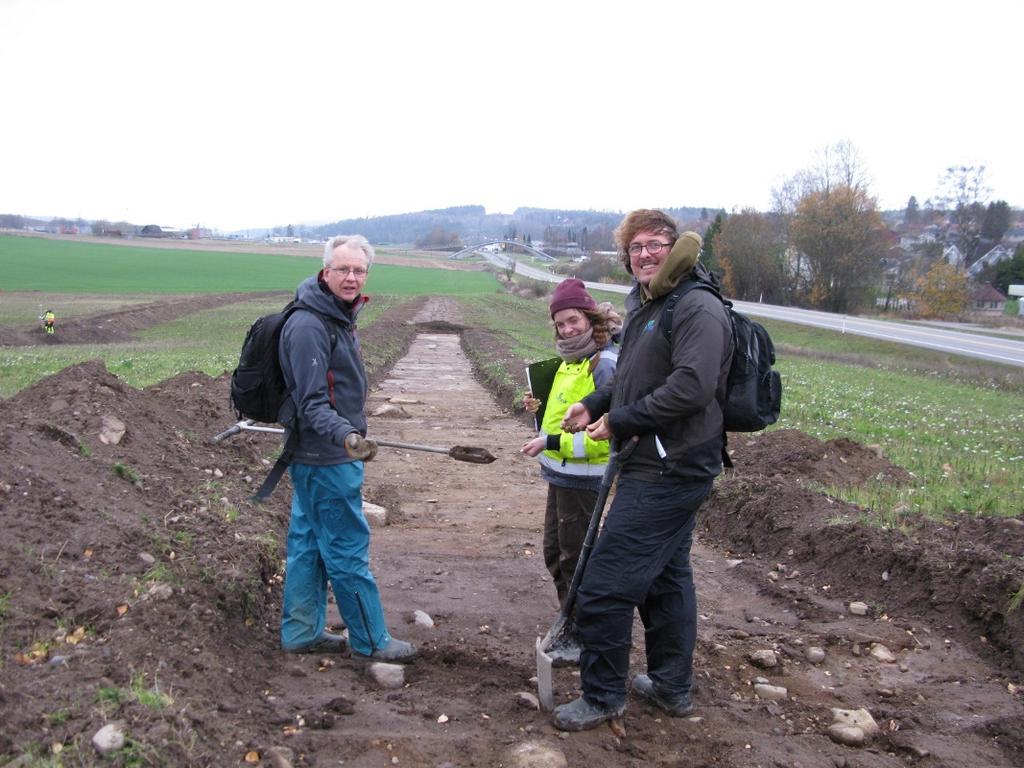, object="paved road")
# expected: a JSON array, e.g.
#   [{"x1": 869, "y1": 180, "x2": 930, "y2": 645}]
[{"x1": 487, "y1": 253, "x2": 1024, "y2": 368}]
